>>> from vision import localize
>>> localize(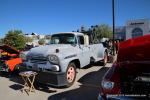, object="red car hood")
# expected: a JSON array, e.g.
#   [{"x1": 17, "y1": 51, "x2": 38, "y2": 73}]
[
  {"x1": 0, "y1": 45, "x2": 19, "y2": 54},
  {"x1": 117, "y1": 34, "x2": 150, "y2": 62}
]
